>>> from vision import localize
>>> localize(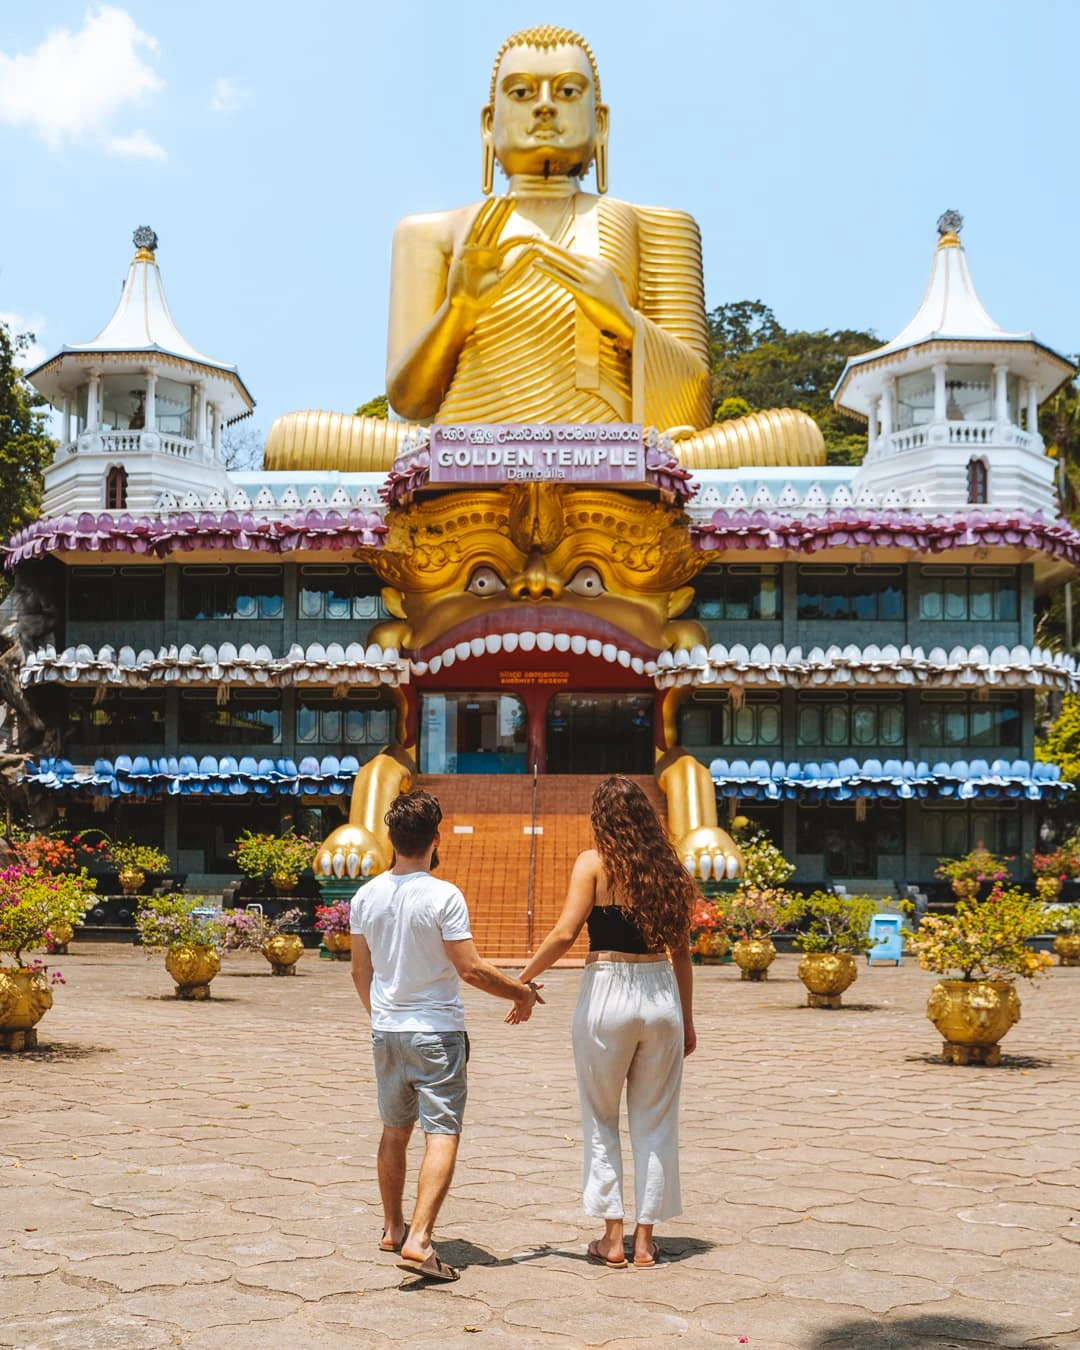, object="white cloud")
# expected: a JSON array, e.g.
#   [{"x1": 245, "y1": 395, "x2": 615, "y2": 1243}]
[
  {"x1": 210, "y1": 77, "x2": 251, "y2": 114},
  {"x1": 0, "y1": 313, "x2": 49, "y2": 370},
  {"x1": 106, "y1": 128, "x2": 167, "y2": 160},
  {"x1": 0, "y1": 6, "x2": 164, "y2": 152}
]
